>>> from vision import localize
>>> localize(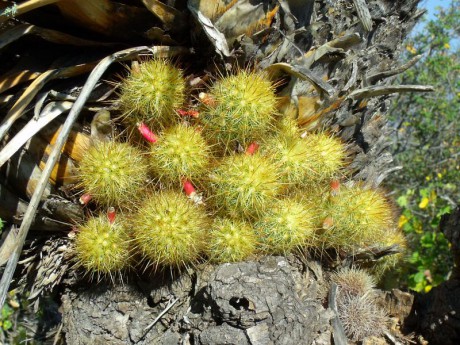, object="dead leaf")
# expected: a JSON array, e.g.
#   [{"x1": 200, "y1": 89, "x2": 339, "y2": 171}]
[
  {"x1": 188, "y1": 6, "x2": 231, "y2": 57},
  {"x1": 0, "y1": 23, "x2": 114, "y2": 51}
]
